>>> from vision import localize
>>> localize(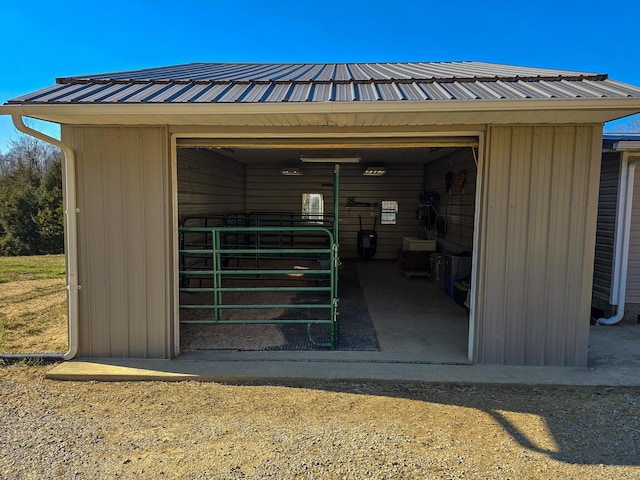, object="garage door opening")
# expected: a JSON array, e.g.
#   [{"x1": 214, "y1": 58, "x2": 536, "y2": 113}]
[{"x1": 175, "y1": 140, "x2": 478, "y2": 363}]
